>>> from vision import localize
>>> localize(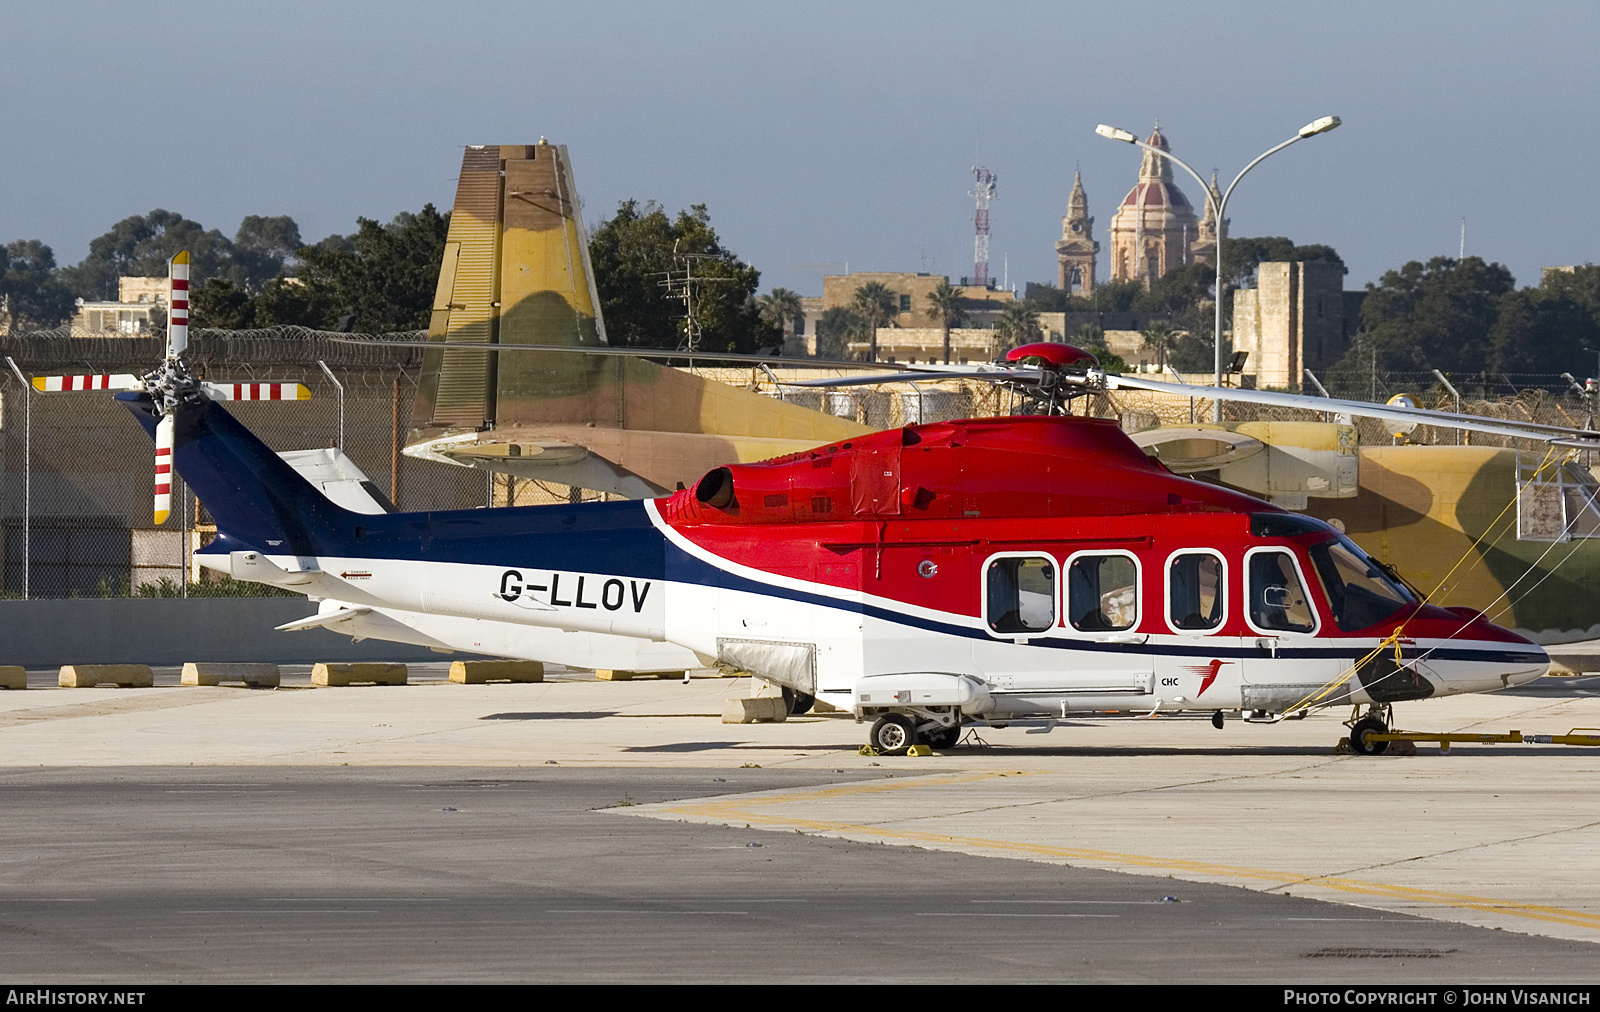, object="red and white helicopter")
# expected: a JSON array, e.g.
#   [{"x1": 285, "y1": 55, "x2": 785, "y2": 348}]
[{"x1": 37, "y1": 258, "x2": 1598, "y2": 756}]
